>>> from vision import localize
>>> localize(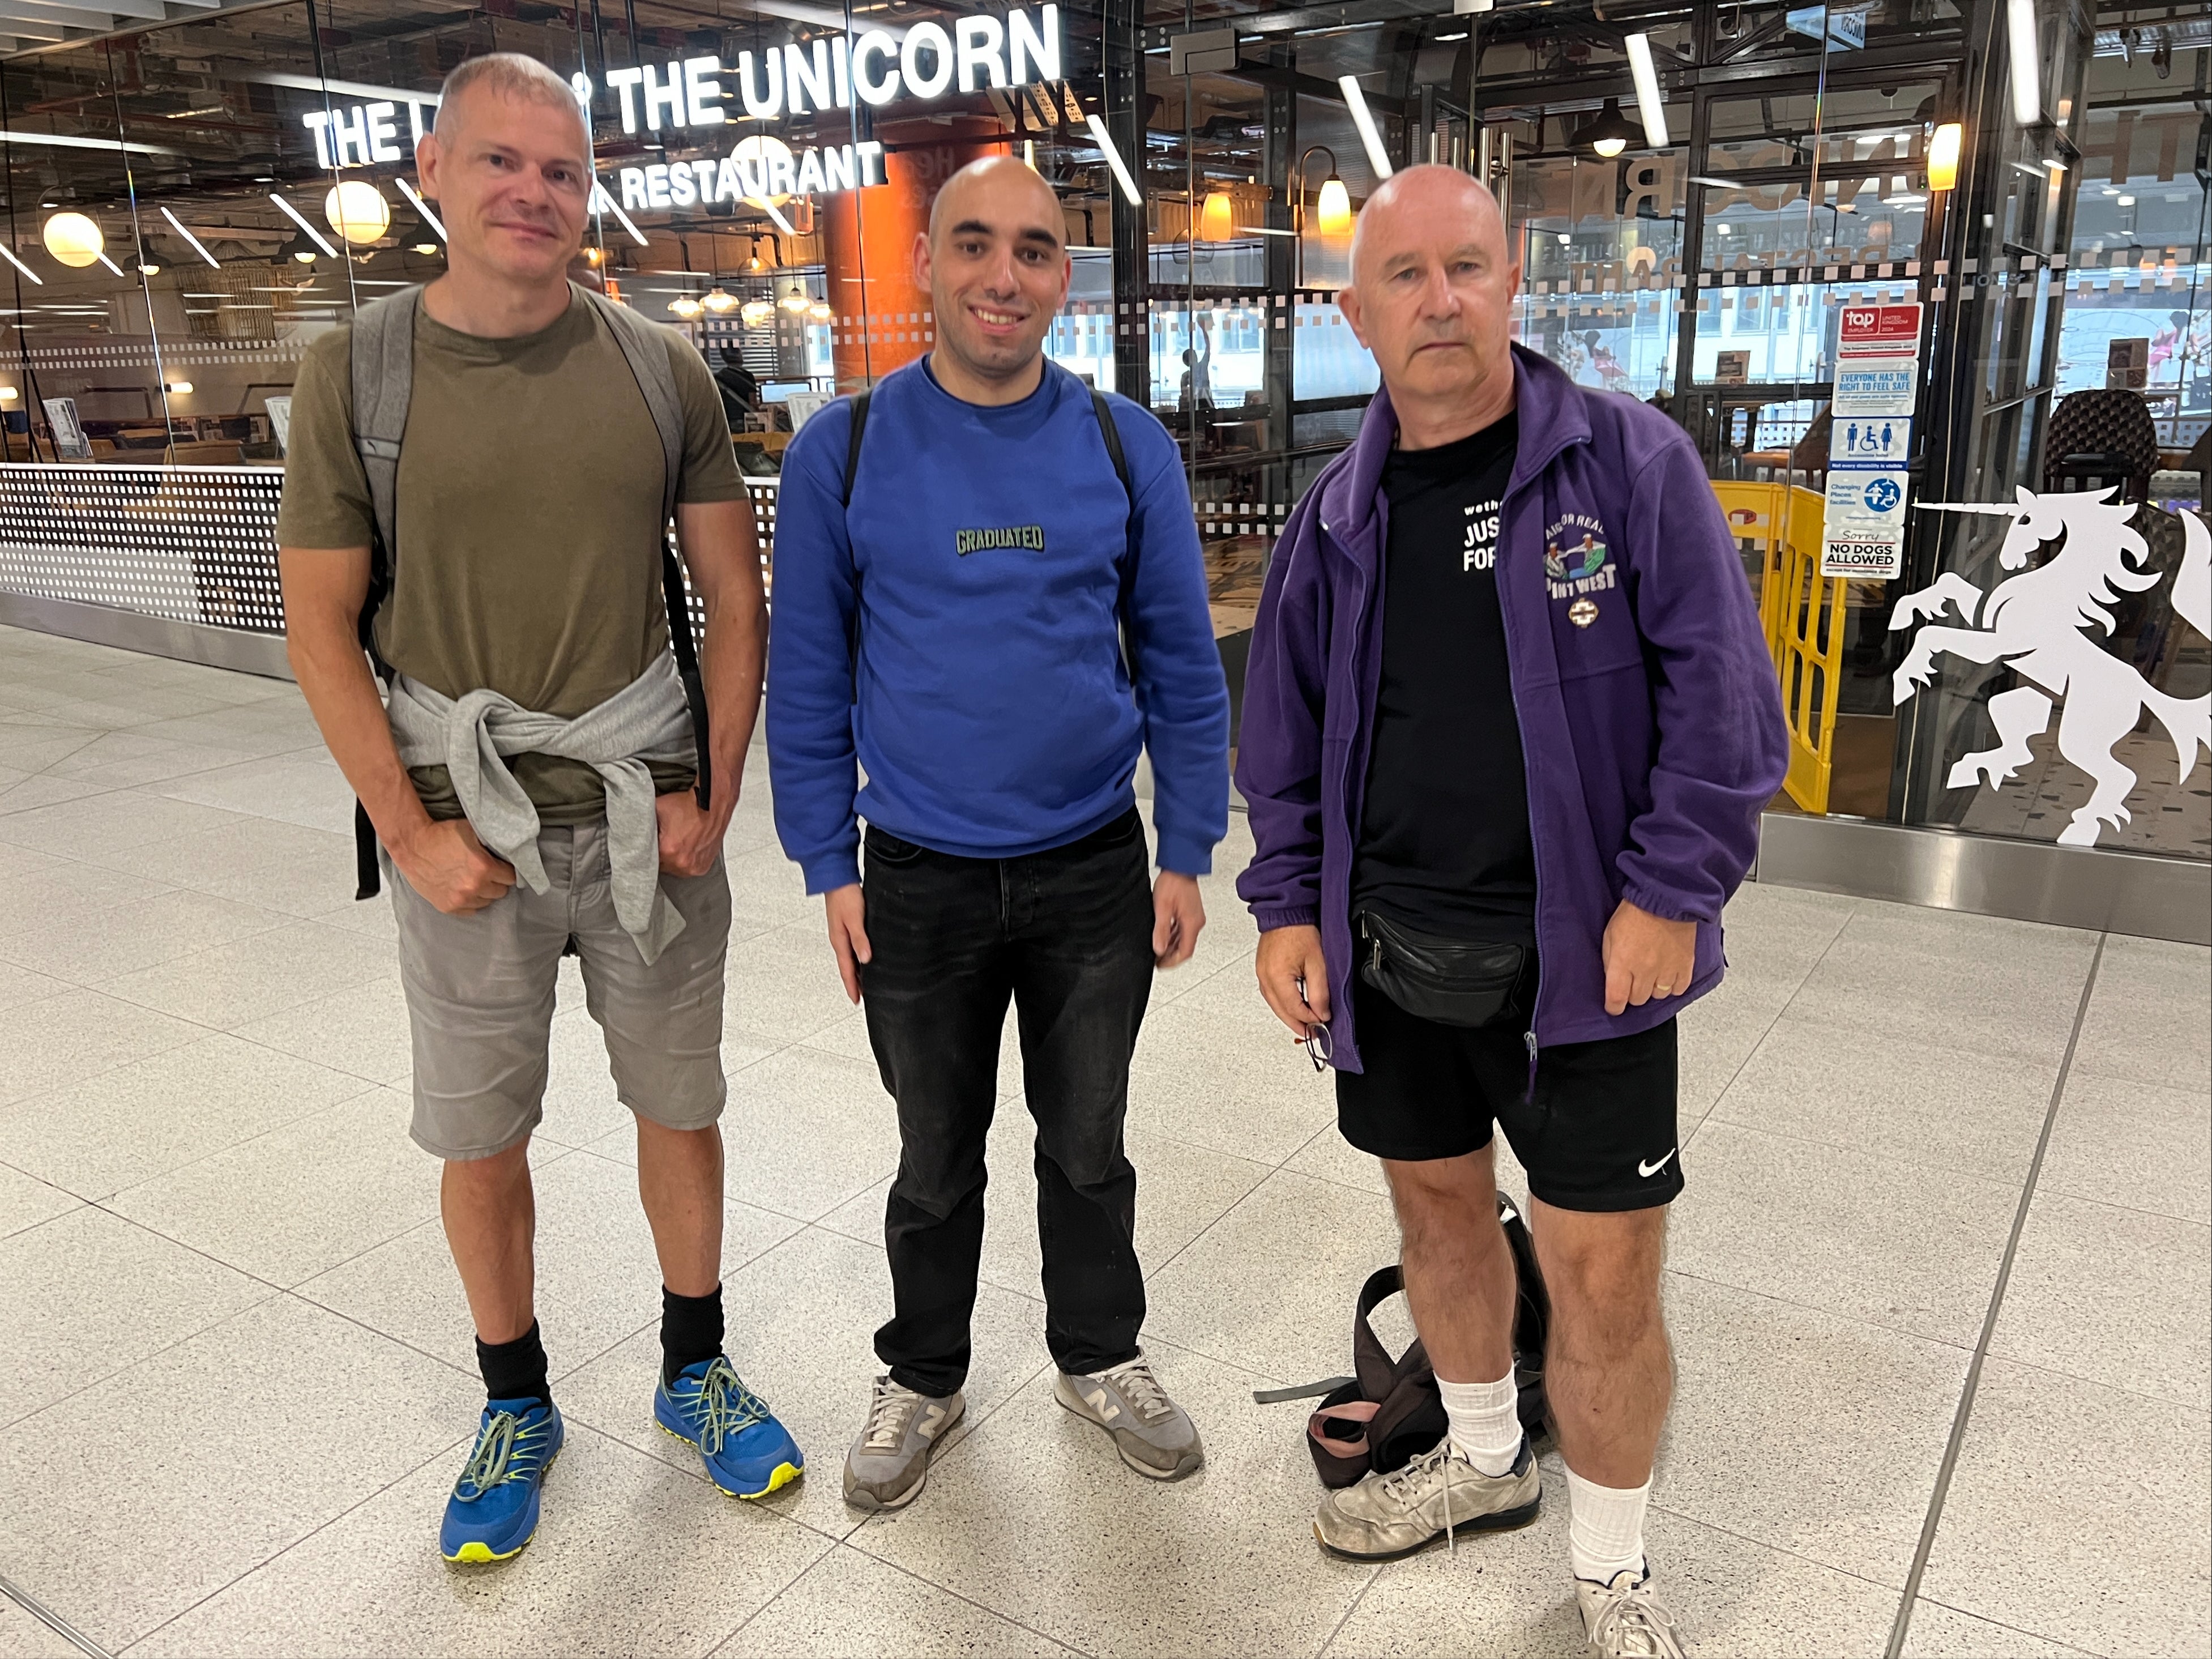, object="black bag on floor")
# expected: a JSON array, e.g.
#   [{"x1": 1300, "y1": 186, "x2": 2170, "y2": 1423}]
[{"x1": 1259, "y1": 1192, "x2": 1550, "y2": 1489}]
